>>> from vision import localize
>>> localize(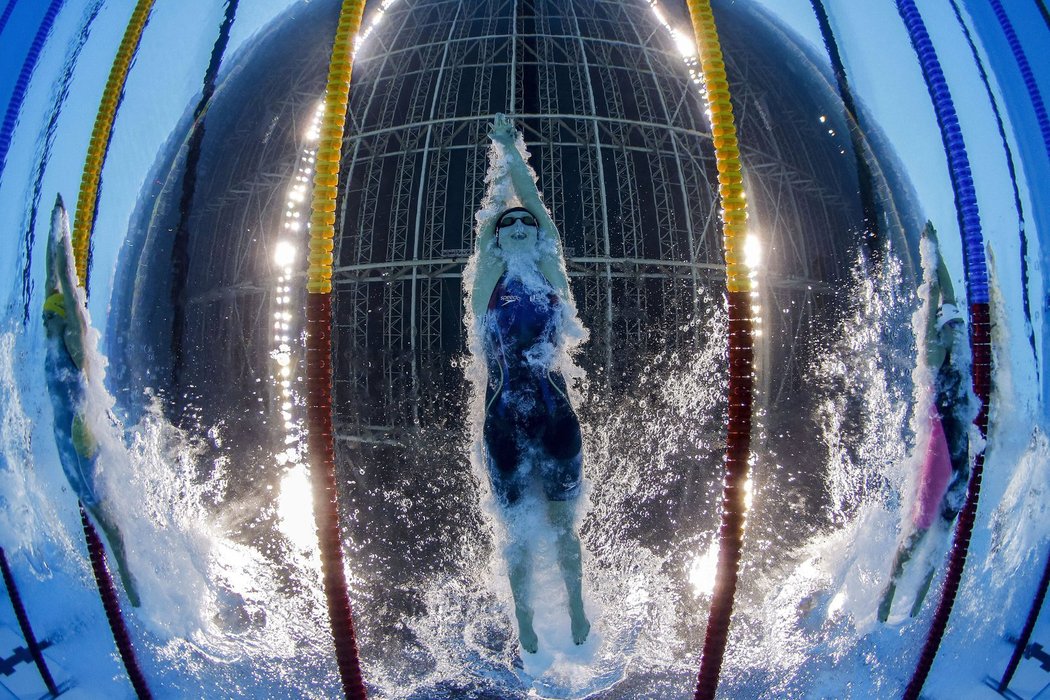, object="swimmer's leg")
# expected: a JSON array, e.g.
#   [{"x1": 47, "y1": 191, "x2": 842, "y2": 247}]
[
  {"x1": 538, "y1": 397, "x2": 588, "y2": 643},
  {"x1": 548, "y1": 499, "x2": 589, "y2": 644},
  {"x1": 89, "y1": 505, "x2": 141, "y2": 608},
  {"x1": 484, "y1": 410, "x2": 536, "y2": 650},
  {"x1": 483, "y1": 408, "x2": 526, "y2": 506},
  {"x1": 909, "y1": 565, "x2": 937, "y2": 618},
  {"x1": 909, "y1": 515, "x2": 956, "y2": 617},
  {"x1": 878, "y1": 528, "x2": 926, "y2": 622},
  {"x1": 506, "y1": 538, "x2": 537, "y2": 653}
]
